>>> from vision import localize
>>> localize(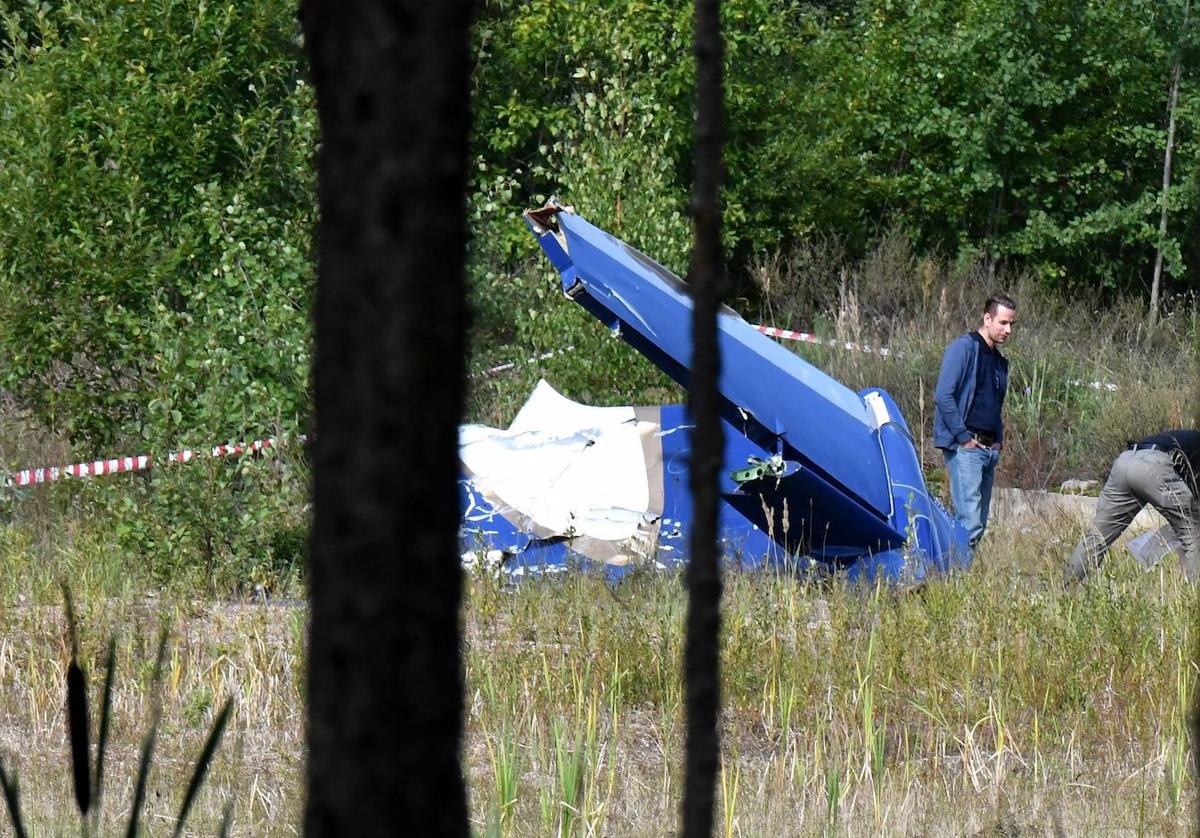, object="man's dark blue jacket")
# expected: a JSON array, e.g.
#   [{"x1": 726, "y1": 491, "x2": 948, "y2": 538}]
[{"x1": 933, "y1": 332, "x2": 1009, "y2": 450}]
